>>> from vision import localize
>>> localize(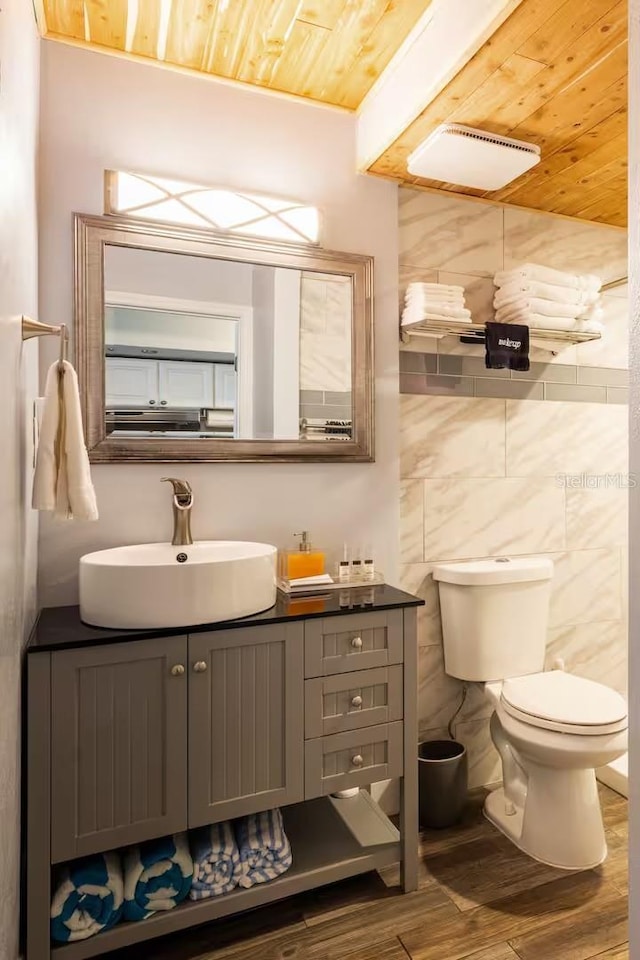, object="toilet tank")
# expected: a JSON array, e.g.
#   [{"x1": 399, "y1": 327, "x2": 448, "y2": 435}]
[{"x1": 432, "y1": 557, "x2": 554, "y2": 682}]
